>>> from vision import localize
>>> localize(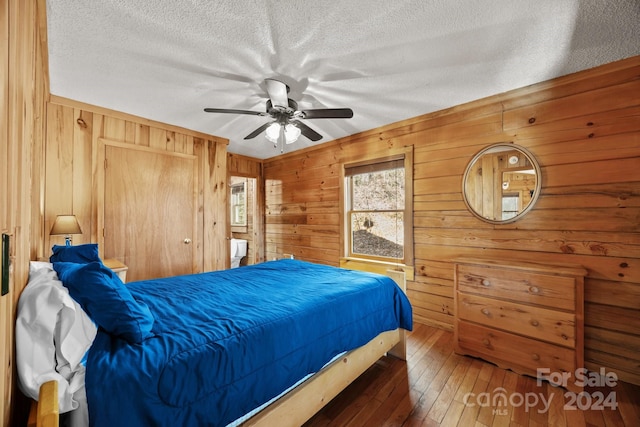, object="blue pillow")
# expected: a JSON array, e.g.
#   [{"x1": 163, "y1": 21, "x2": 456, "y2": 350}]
[
  {"x1": 50, "y1": 243, "x2": 101, "y2": 264},
  {"x1": 53, "y1": 261, "x2": 154, "y2": 344}
]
